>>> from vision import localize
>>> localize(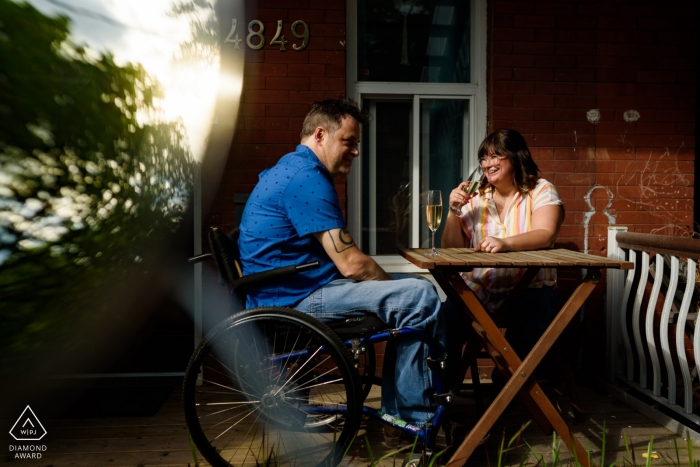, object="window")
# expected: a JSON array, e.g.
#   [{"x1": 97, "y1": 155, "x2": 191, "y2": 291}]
[{"x1": 347, "y1": 0, "x2": 487, "y2": 271}]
